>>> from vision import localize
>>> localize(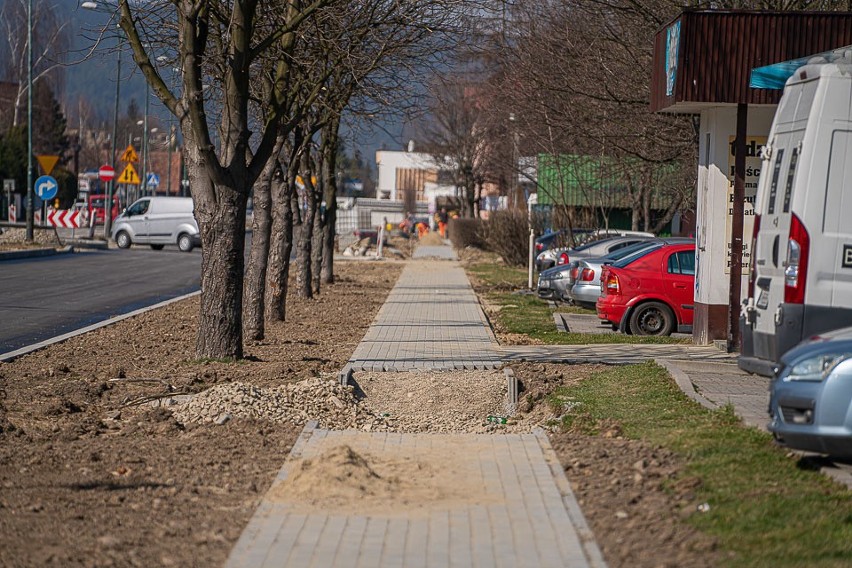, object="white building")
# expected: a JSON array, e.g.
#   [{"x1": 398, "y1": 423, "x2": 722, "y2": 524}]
[{"x1": 375, "y1": 148, "x2": 457, "y2": 203}]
